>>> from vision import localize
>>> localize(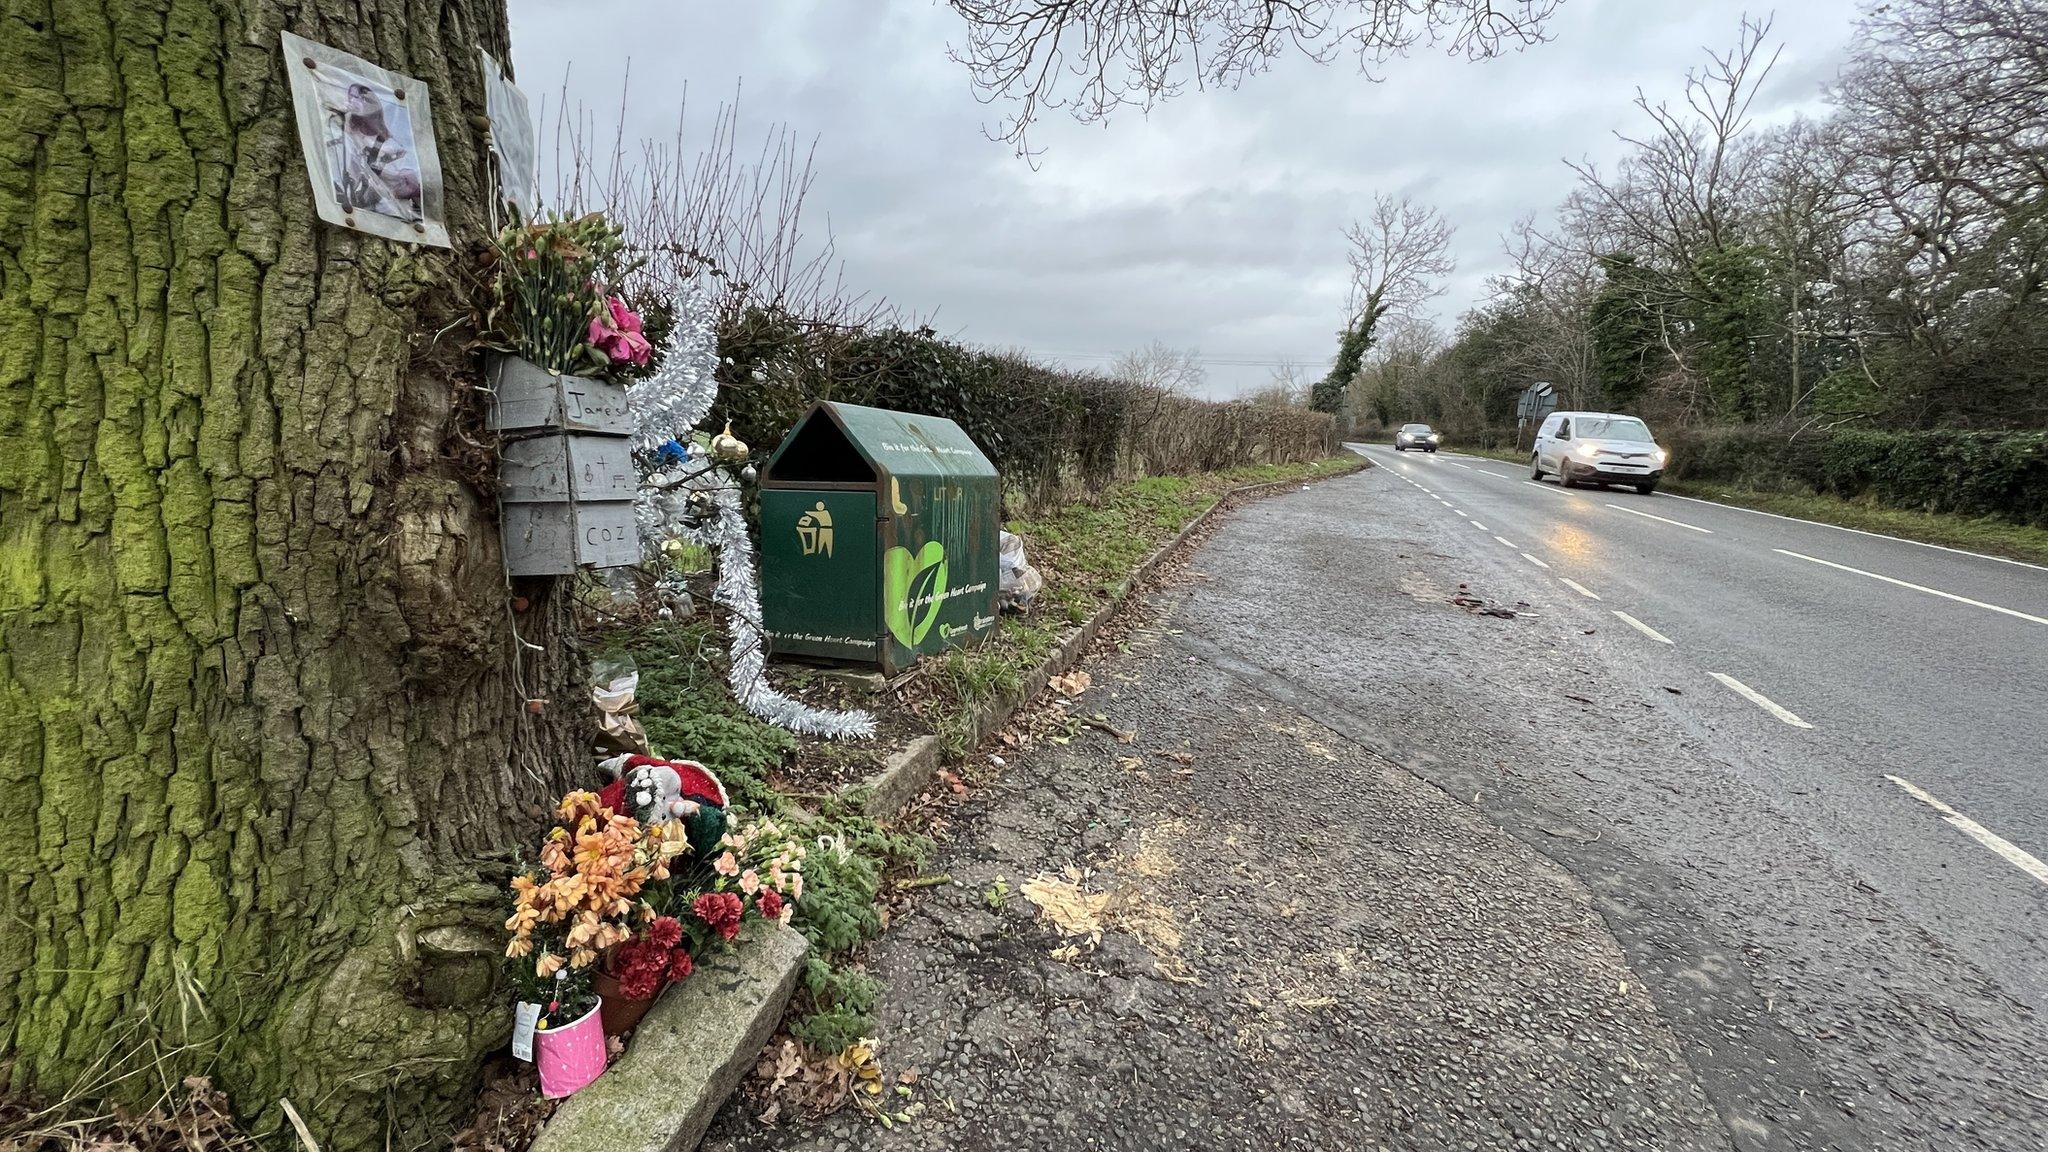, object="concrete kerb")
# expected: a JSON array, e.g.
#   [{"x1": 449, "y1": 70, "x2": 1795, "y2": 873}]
[{"x1": 853, "y1": 471, "x2": 1348, "y2": 820}]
